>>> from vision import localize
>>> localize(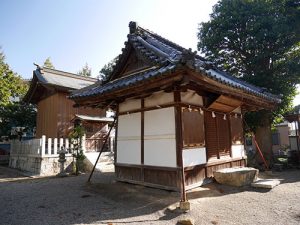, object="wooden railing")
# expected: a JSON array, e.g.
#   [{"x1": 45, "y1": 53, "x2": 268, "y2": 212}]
[{"x1": 10, "y1": 135, "x2": 82, "y2": 157}]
